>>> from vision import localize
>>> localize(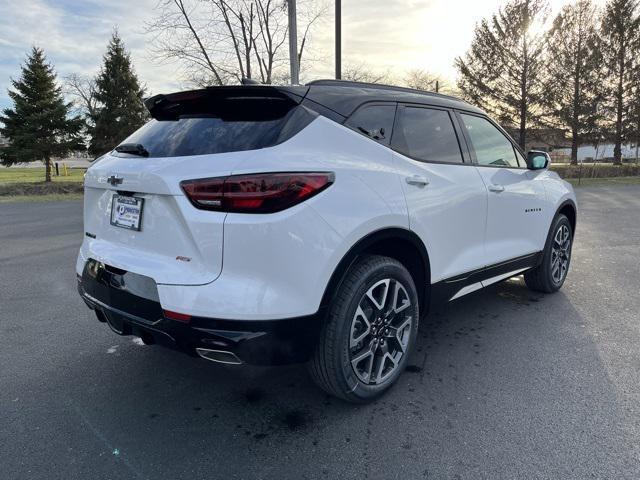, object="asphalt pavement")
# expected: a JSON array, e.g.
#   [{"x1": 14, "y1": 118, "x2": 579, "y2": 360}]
[{"x1": 1, "y1": 186, "x2": 639, "y2": 479}]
